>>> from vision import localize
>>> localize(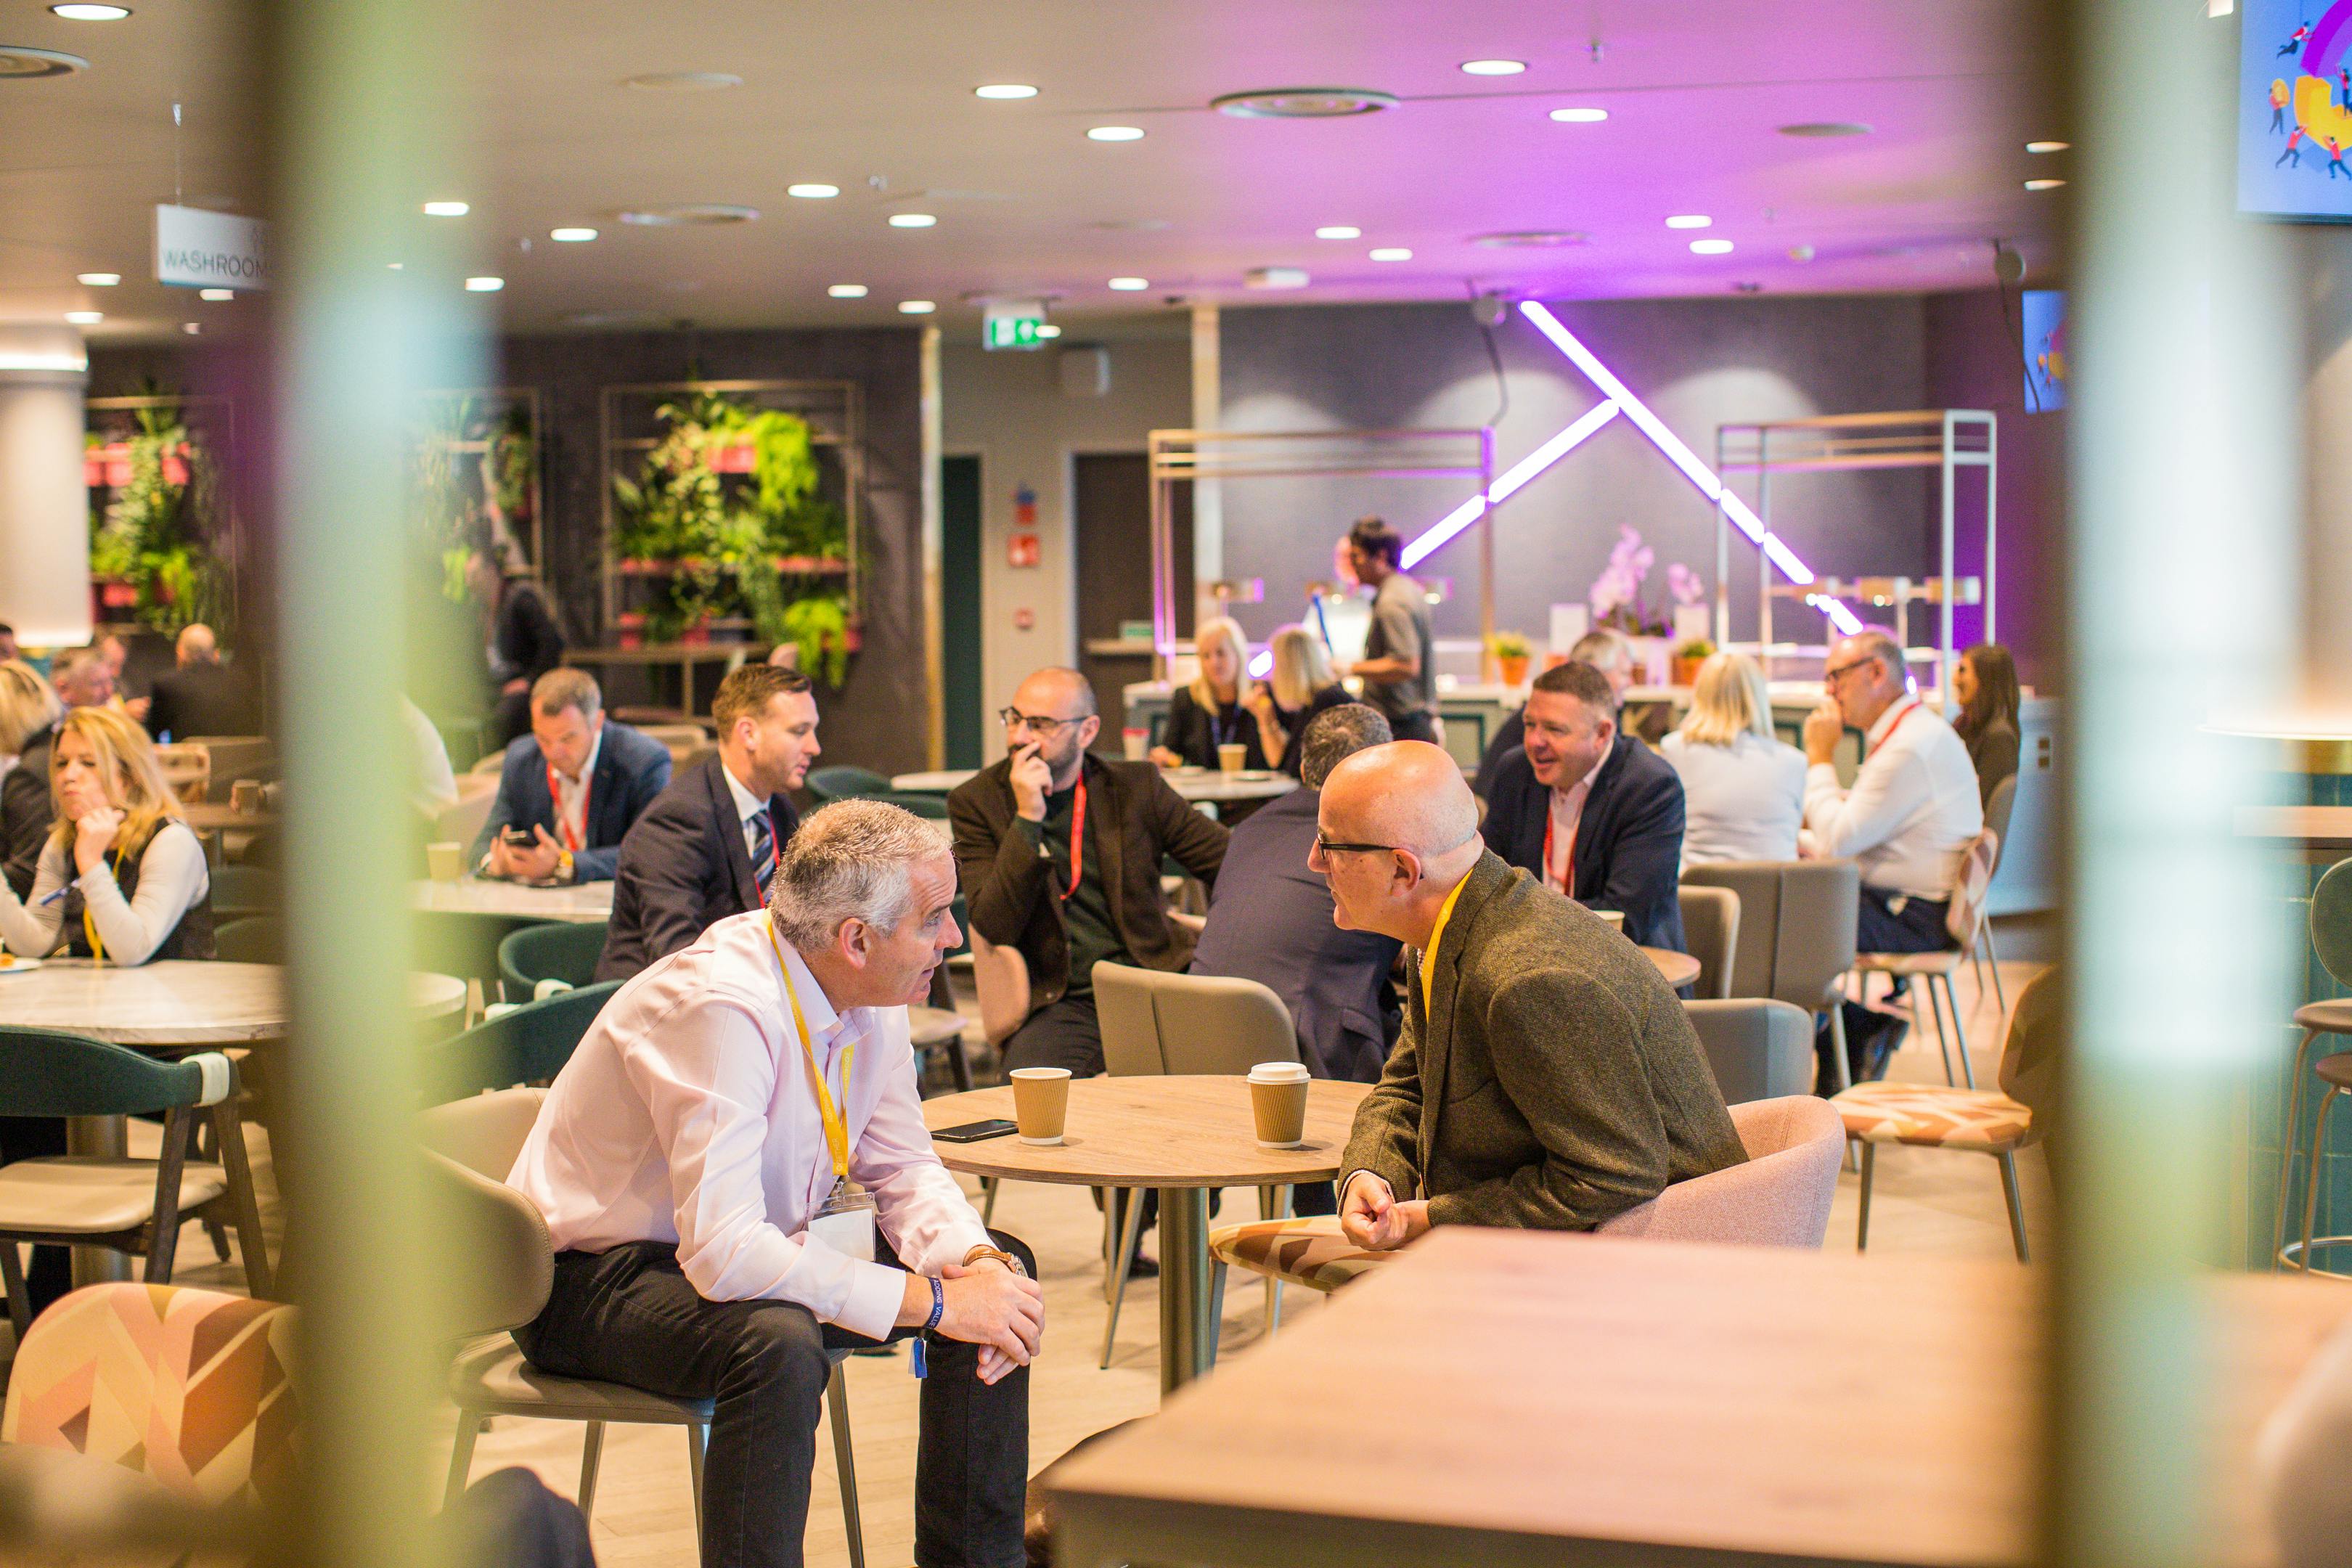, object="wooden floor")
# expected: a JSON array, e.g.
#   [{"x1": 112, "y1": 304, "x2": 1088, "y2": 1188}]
[{"x1": 28, "y1": 944, "x2": 2049, "y2": 1568}]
